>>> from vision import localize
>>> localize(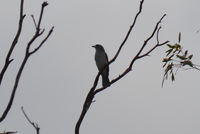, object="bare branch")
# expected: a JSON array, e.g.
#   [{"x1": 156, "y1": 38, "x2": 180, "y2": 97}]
[
  {"x1": 0, "y1": 53, "x2": 28, "y2": 122},
  {"x1": 137, "y1": 40, "x2": 169, "y2": 59},
  {"x1": 31, "y1": 15, "x2": 37, "y2": 29},
  {"x1": 21, "y1": 107, "x2": 40, "y2": 134},
  {"x1": 94, "y1": 0, "x2": 145, "y2": 95},
  {"x1": 75, "y1": 1, "x2": 145, "y2": 134},
  {"x1": 132, "y1": 14, "x2": 166, "y2": 62},
  {"x1": 29, "y1": 26, "x2": 54, "y2": 55},
  {"x1": 86, "y1": 0, "x2": 145, "y2": 96},
  {"x1": 36, "y1": 1, "x2": 48, "y2": 33},
  {"x1": 110, "y1": 0, "x2": 144, "y2": 63},
  {"x1": 76, "y1": 2, "x2": 169, "y2": 134},
  {"x1": 0, "y1": 0, "x2": 25, "y2": 85},
  {"x1": 95, "y1": 14, "x2": 168, "y2": 94},
  {"x1": 26, "y1": 2, "x2": 51, "y2": 55},
  {"x1": 0, "y1": 1, "x2": 54, "y2": 122},
  {"x1": 156, "y1": 26, "x2": 162, "y2": 44},
  {"x1": 0, "y1": 131, "x2": 17, "y2": 134}
]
